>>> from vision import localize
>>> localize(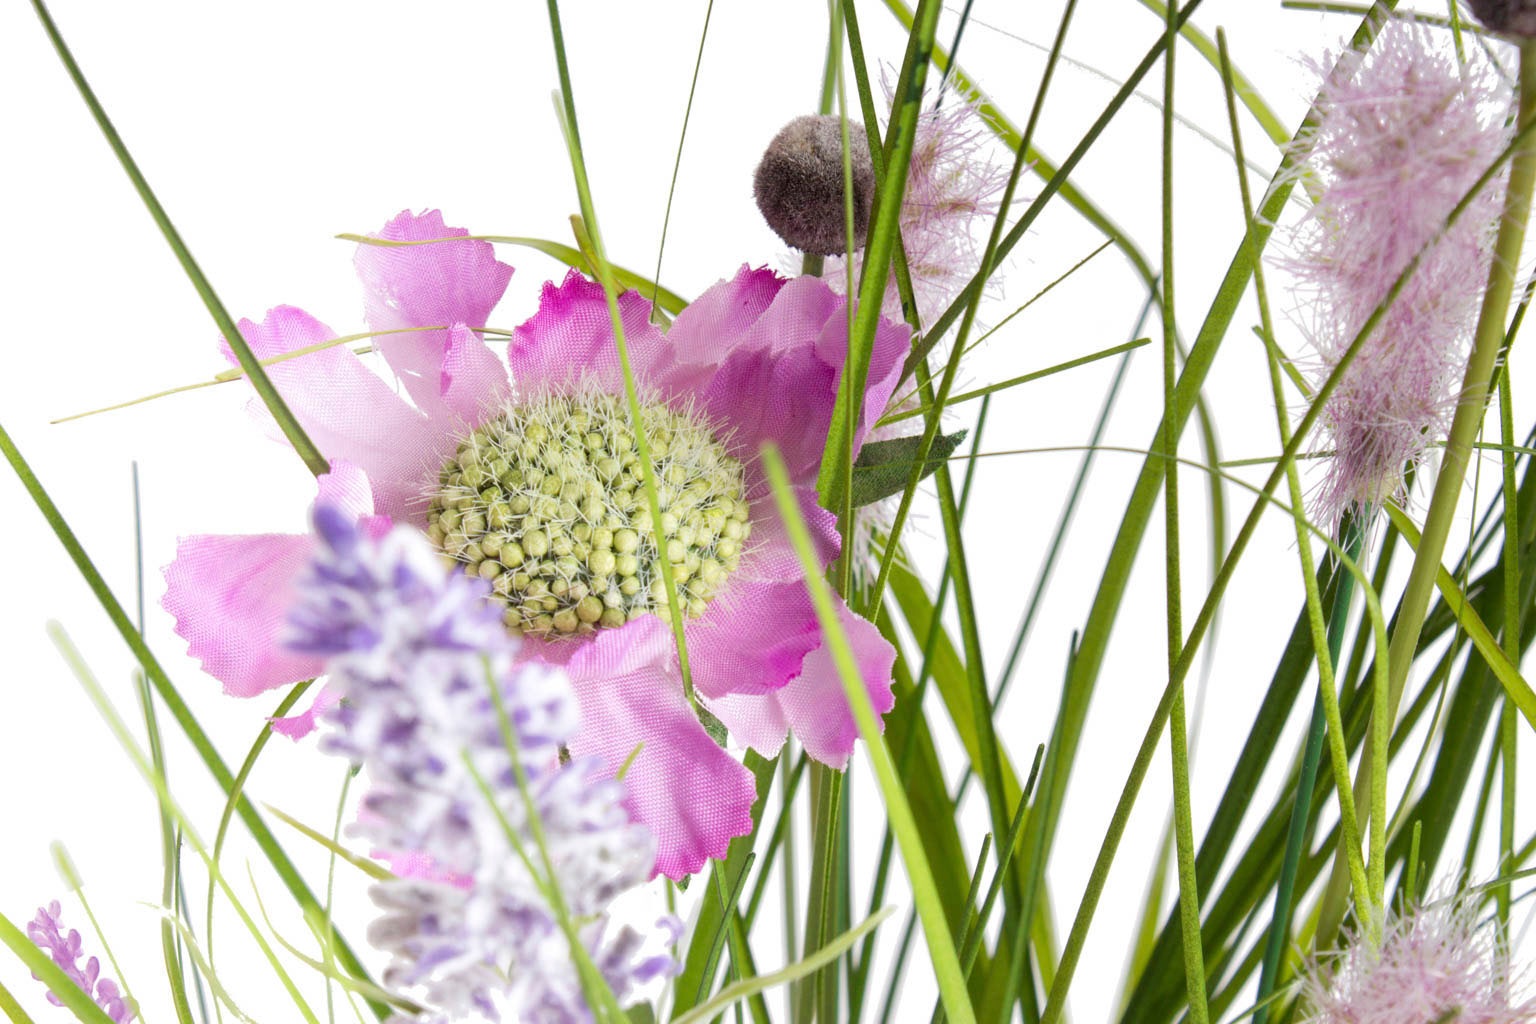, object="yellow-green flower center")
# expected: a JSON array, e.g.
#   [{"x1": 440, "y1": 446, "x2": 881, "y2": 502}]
[{"x1": 426, "y1": 393, "x2": 749, "y2": 637}]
